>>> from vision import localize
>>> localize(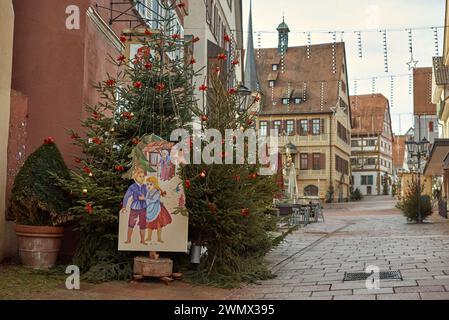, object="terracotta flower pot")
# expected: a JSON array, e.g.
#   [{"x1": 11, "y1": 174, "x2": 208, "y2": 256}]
[{"x1": 14, "y1": 224, "x2": 64, "y2": 269}]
